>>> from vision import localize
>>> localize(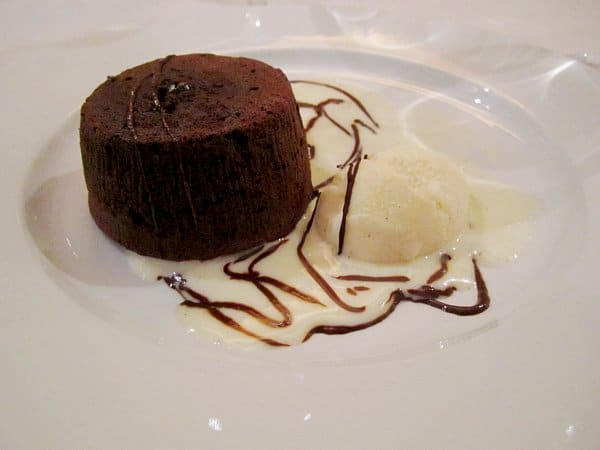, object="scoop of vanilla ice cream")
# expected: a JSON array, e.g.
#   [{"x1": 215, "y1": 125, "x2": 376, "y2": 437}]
[{"x1": 315, "y1": 147, "x2": 470, "y2": 263}]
